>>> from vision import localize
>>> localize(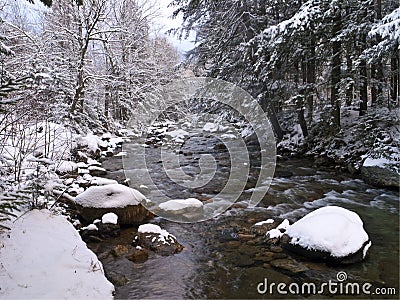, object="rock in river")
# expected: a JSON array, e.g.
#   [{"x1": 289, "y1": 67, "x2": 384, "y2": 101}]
[
  {"x1": 282, "y1": 206, "x2": 372, "y2": 264},
  {"x1": 361, "y1": 156, "x2": 400, "y2": 188},
  {"x1": 133, "y1": 223, "x2": 184, "y2": 256},
  {"x1": 73, "y1": 184, "x2": 148, "y2": 224}
]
